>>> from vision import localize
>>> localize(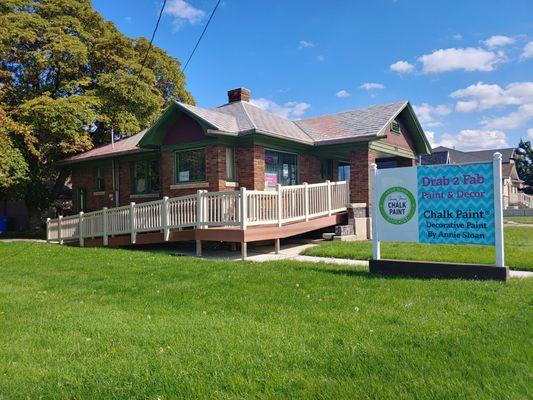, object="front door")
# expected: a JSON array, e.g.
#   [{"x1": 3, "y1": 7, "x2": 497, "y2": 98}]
[{"x1": 77, "y1": 187, "x2": 87, "y2": 212}]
